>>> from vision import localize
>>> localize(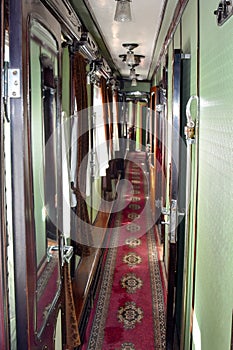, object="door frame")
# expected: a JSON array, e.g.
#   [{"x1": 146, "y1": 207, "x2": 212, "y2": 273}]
[
  {"x1": 0, "y1": 2, "x2": 10, "y2": 349},
  {"x1": 166, "y1": 48, "x2": 182, "y2": 349}
]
